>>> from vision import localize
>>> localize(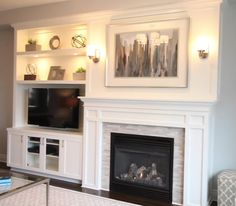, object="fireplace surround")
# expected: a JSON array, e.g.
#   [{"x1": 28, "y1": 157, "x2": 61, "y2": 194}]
[
  {"x1": 81, "y1": 98, "x2": 213, "y2": 206},
  {"x1": 102, "y1": 123, "x2": 184, "y2": 204}
]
